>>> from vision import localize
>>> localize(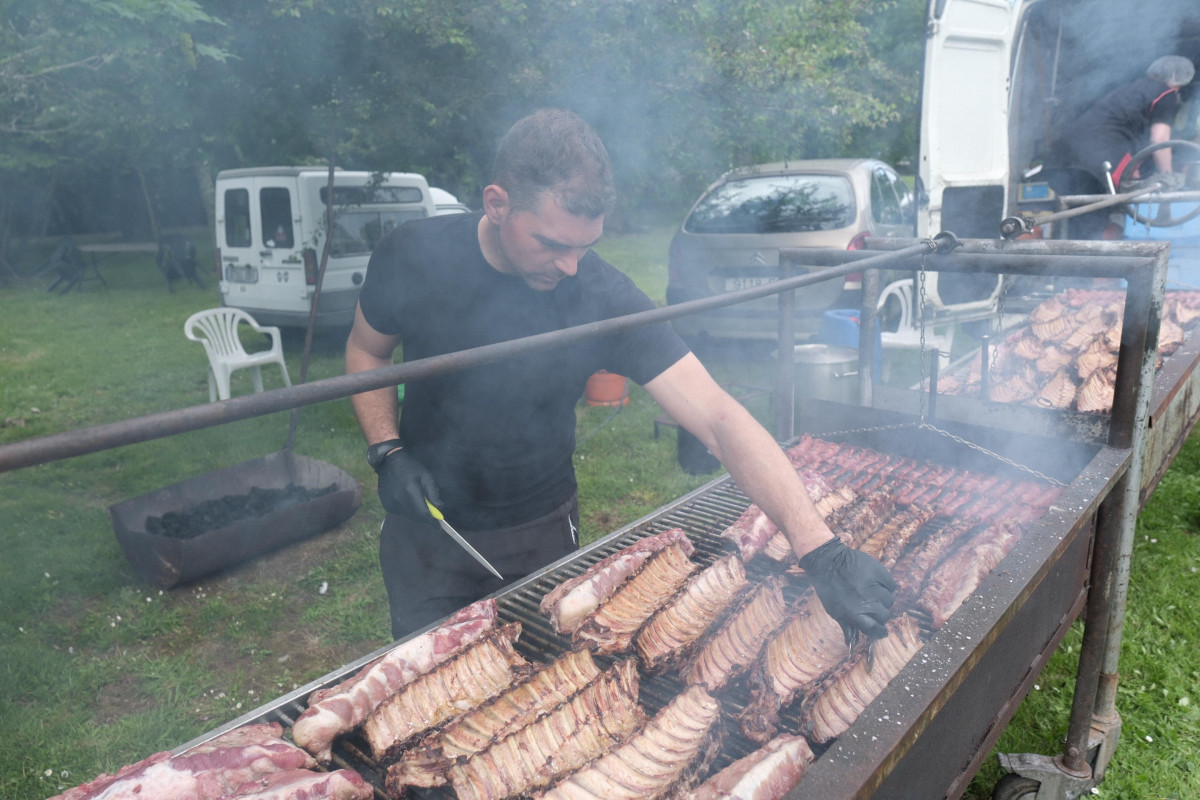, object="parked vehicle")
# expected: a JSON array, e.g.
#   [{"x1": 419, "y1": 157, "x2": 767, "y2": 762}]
[
  {"x1": 666, "y1": 158, "x2": 914, "y2": 342},
  {"x1": 431, "y1": 187, "x2": 472, "y2": 216},
  {"x1": 215, "y1": 167, "x2": 436, "y2": 329}
]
